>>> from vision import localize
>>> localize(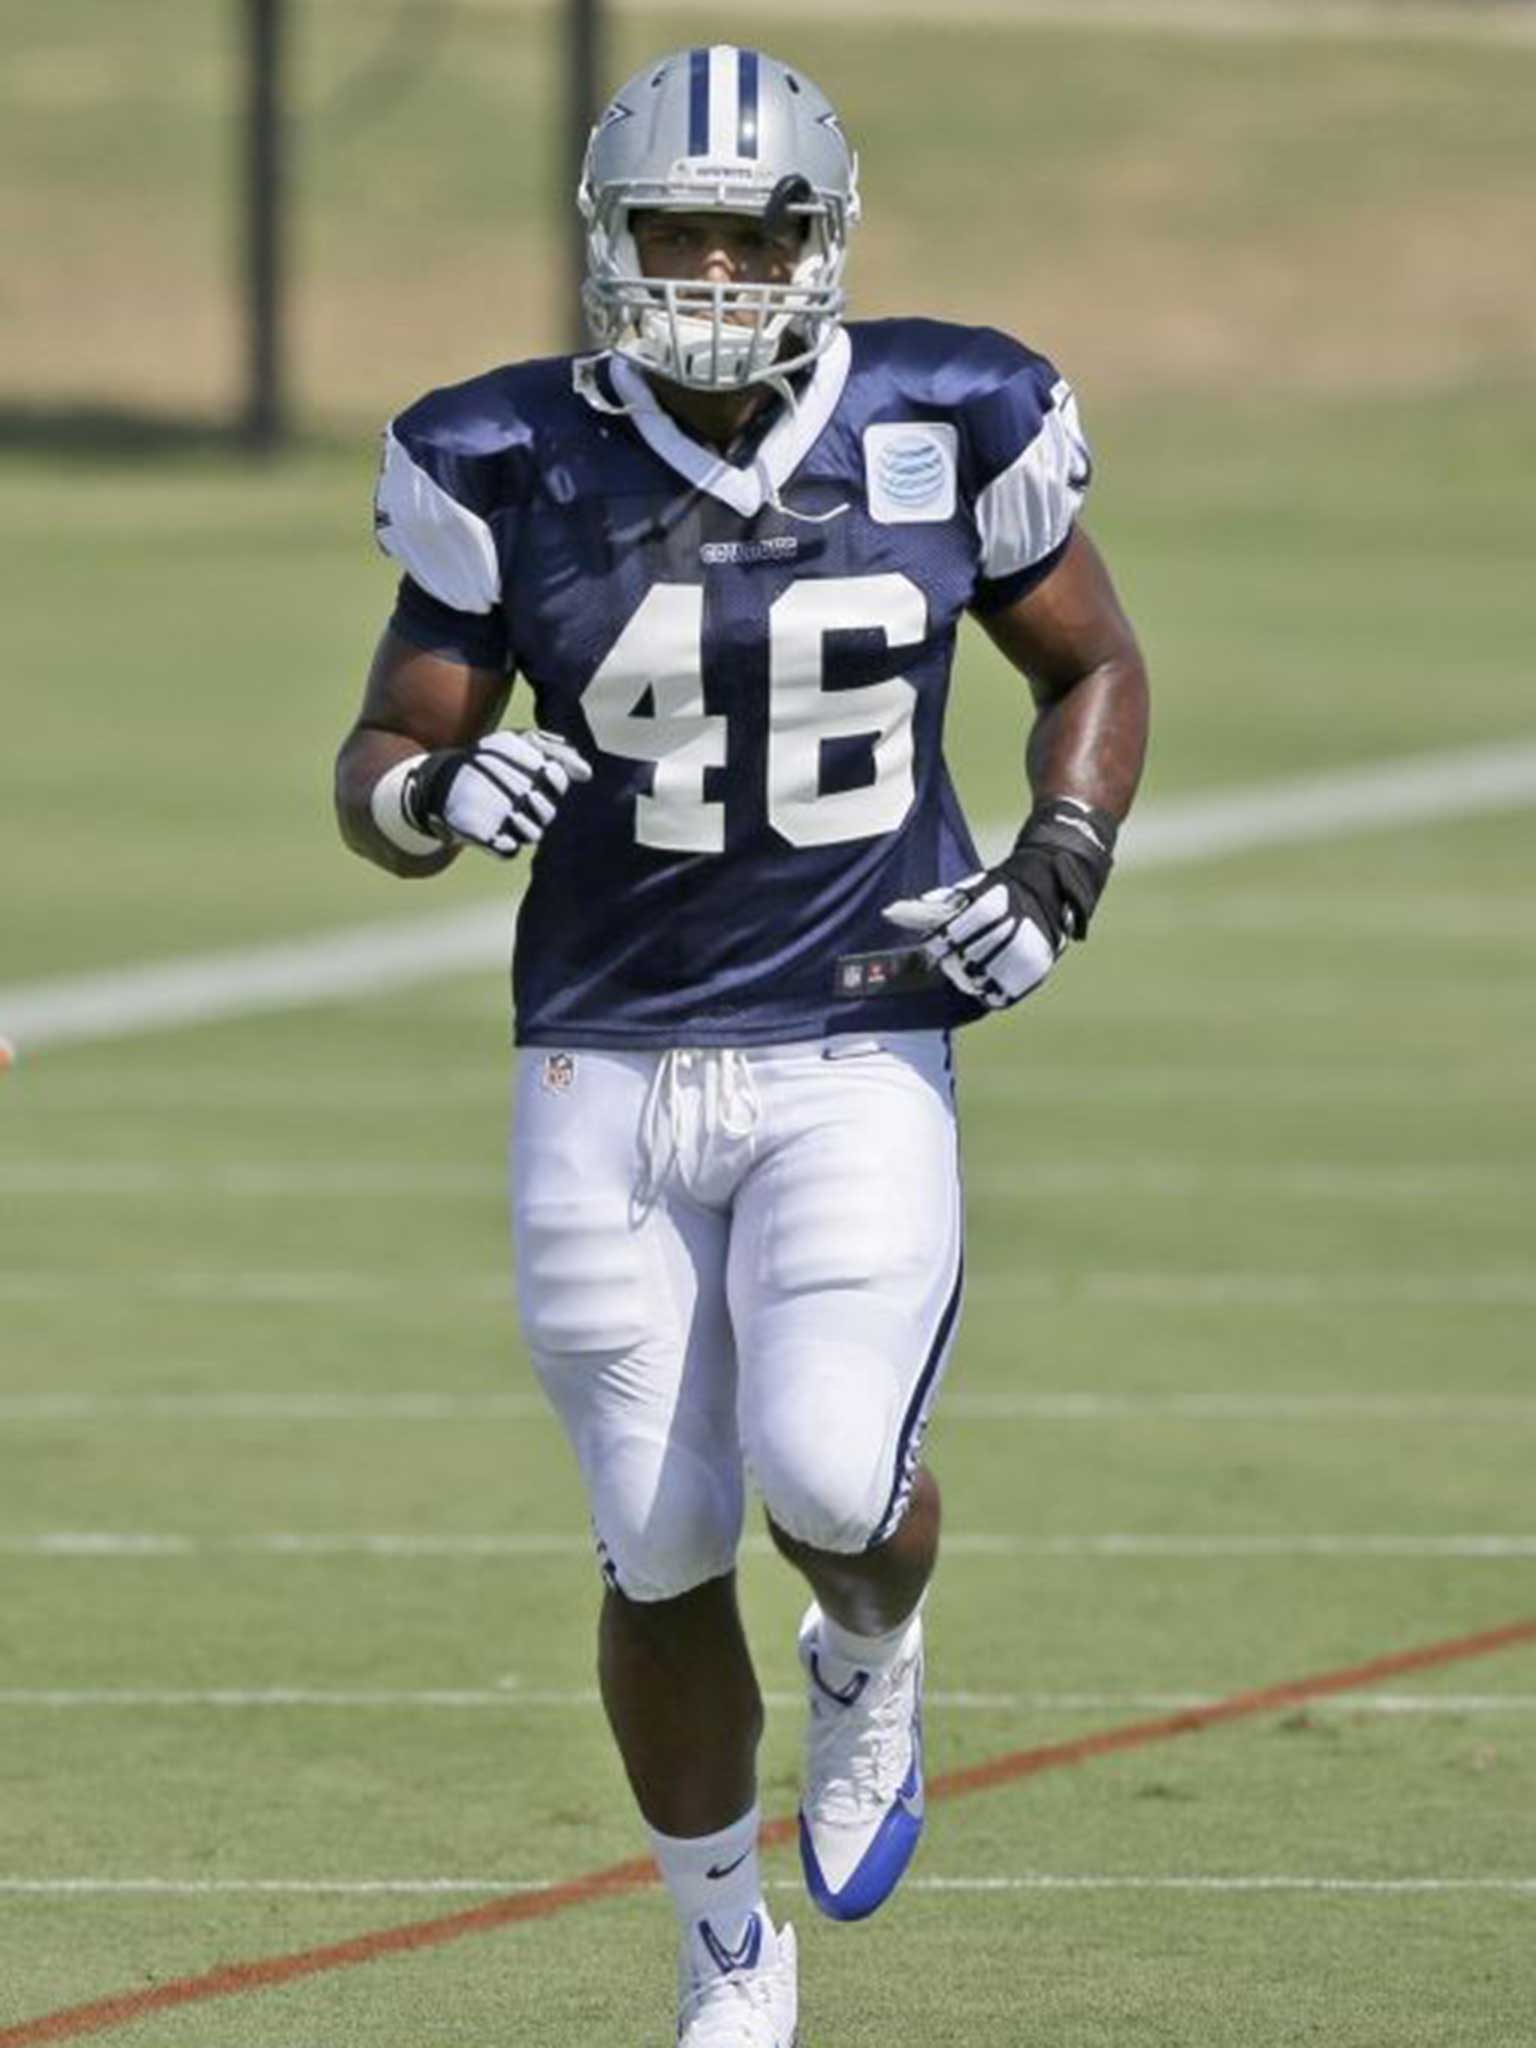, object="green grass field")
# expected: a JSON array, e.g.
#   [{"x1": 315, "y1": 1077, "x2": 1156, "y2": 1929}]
[{"x1": 4, "y1": 4, "x2": 1536, "y2": 2043}]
